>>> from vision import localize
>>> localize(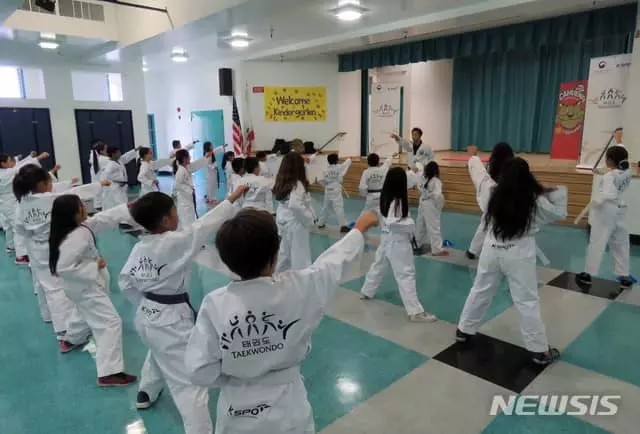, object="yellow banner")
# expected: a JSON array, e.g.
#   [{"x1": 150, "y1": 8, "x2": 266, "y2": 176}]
[{"x1": 264, "y1": 86, "x2": 326, "y2": 122}]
